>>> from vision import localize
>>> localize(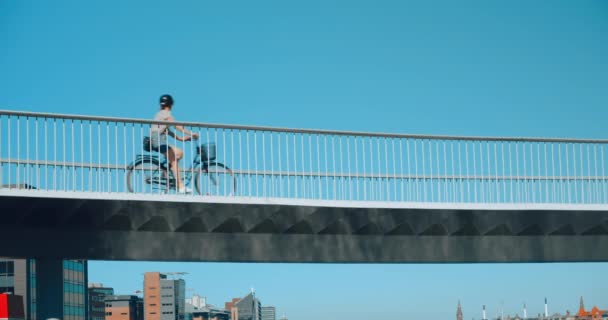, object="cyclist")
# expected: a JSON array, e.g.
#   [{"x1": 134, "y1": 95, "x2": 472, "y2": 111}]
[{"x1": 150, "y1": 94, "x2": 199, "y2": 193}]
